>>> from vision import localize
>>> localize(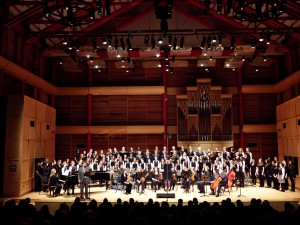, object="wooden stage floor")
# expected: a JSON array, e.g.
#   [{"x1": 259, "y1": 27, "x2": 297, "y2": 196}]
[{"x1": 1, "y1": 184, "x2": 300, "y2": 215}]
